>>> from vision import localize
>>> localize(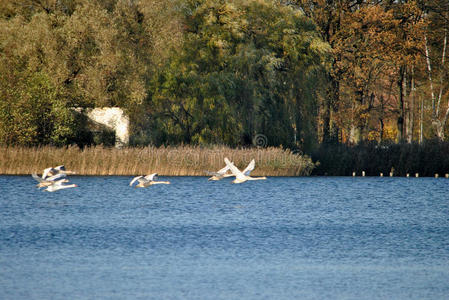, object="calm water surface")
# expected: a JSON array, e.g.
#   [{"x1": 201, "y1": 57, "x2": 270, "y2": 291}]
[{"x1": 0, "y1": 176, "x2": 448, "y2": 299}]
